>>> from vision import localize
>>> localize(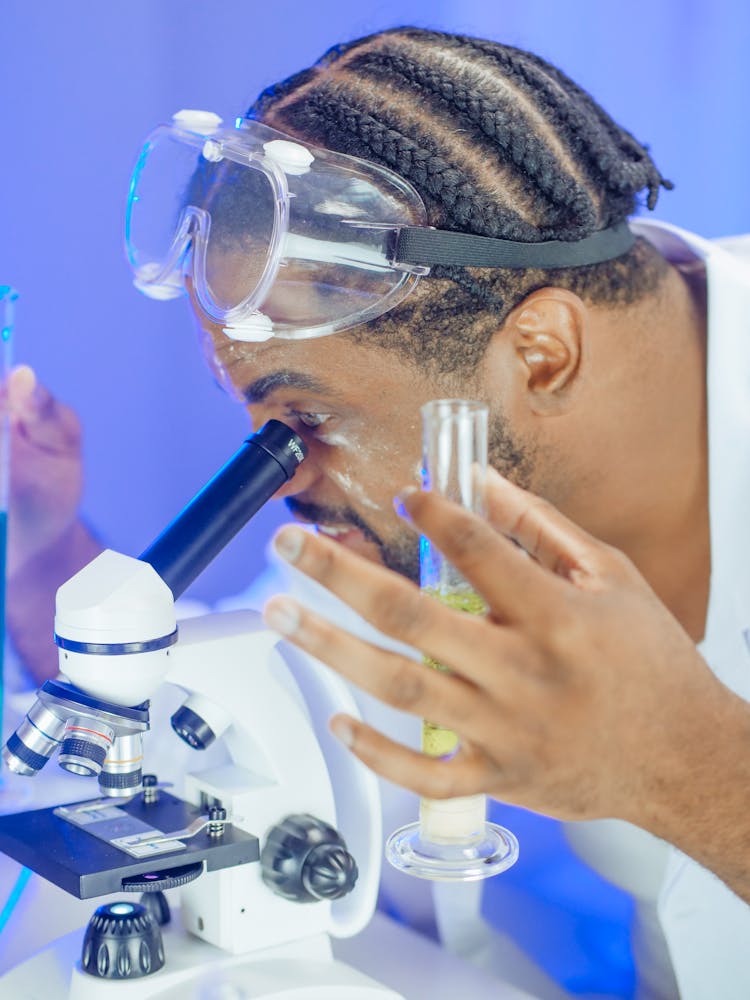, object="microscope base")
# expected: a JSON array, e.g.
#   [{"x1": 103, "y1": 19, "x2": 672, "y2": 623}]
[{"x1": 0, "y1": 914, "x2": 404, "y2": 999}]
